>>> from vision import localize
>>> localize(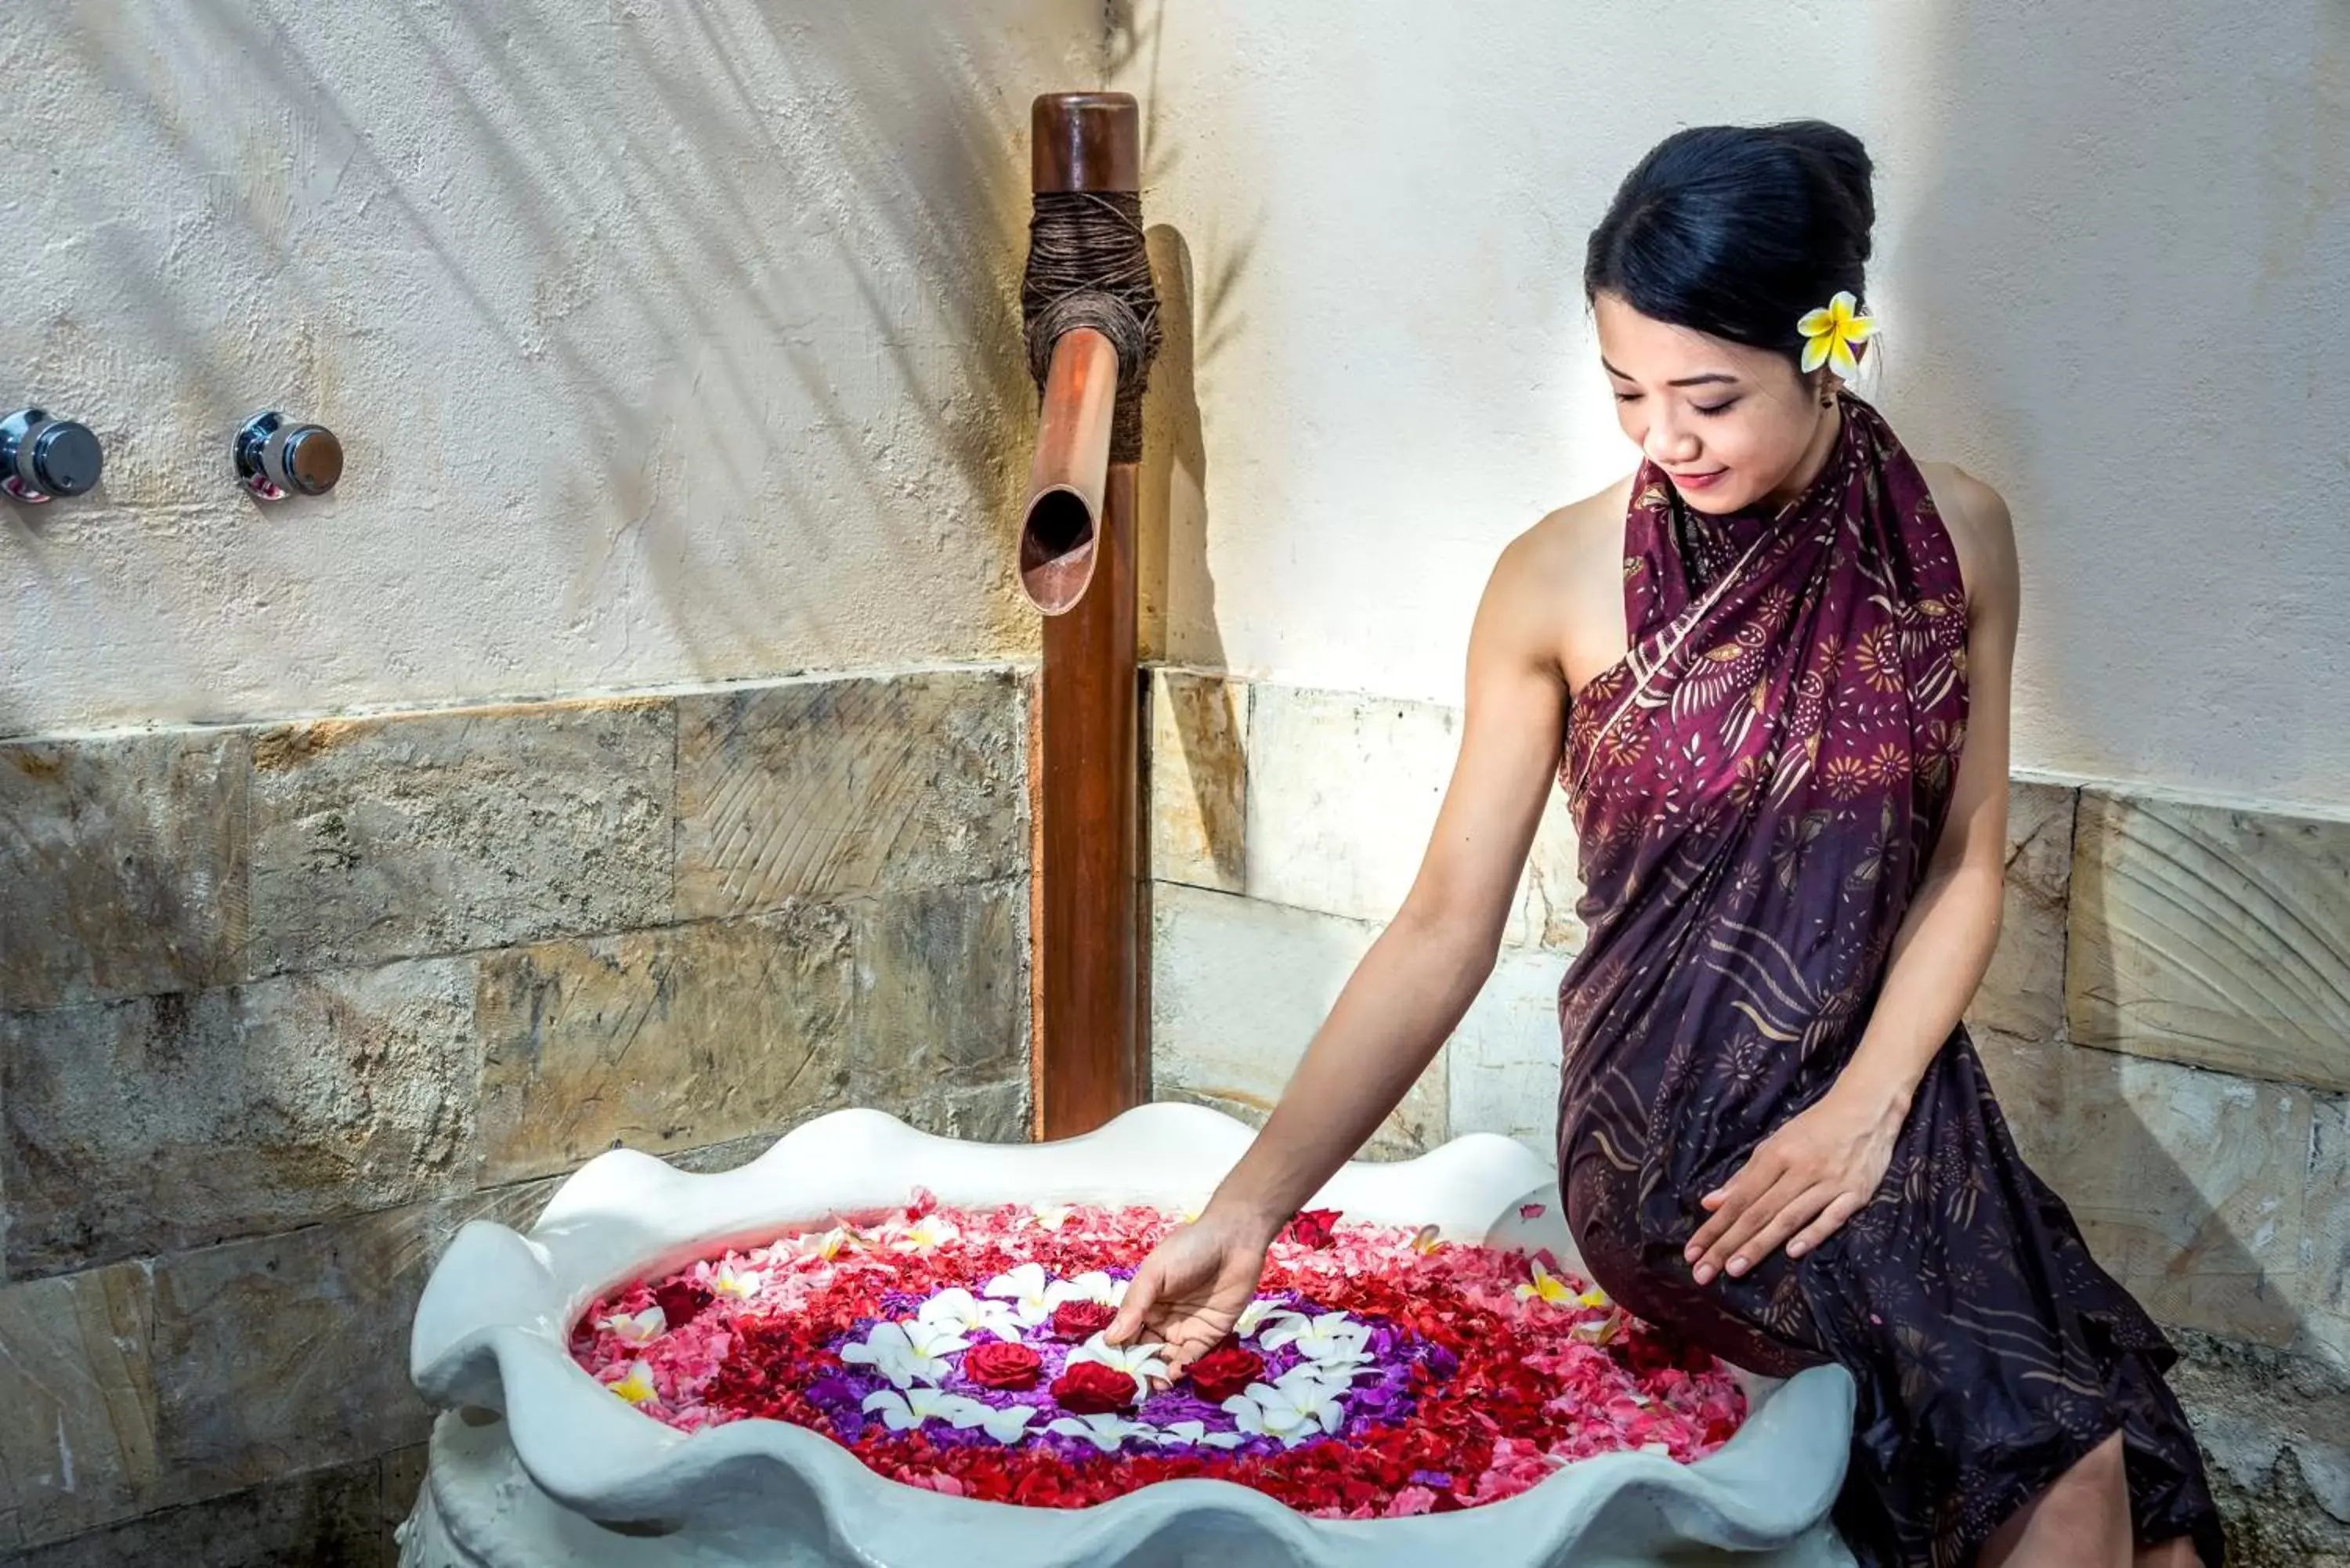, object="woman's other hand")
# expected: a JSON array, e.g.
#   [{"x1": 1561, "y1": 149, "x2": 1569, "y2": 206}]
[
  {"x1": 1683, "y1": 1084, "x2": 1904, "y2": 1284},
  {"x1": 1104, "y1": 1204, "x2": 1275, "y2": 1375}
]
